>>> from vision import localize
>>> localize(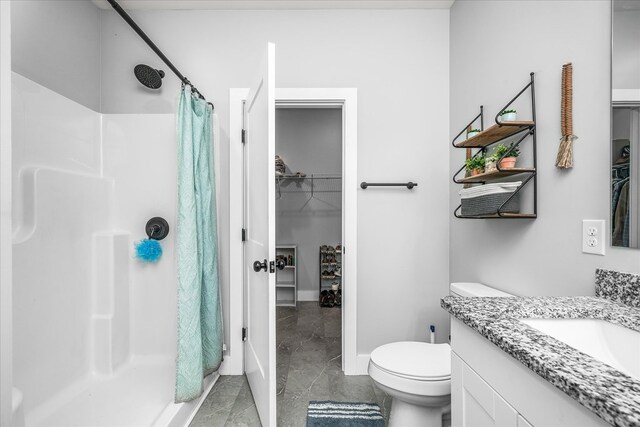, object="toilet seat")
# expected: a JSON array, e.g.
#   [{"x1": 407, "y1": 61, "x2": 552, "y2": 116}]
[{"x1": 368, "y1": 342, "x2": 451, "y2": 397}]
